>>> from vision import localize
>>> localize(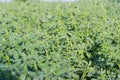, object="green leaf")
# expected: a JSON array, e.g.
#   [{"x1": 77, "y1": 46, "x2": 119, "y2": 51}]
[{"x1": 19, "y1": 74, "x2": 26, "y2": 80}]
